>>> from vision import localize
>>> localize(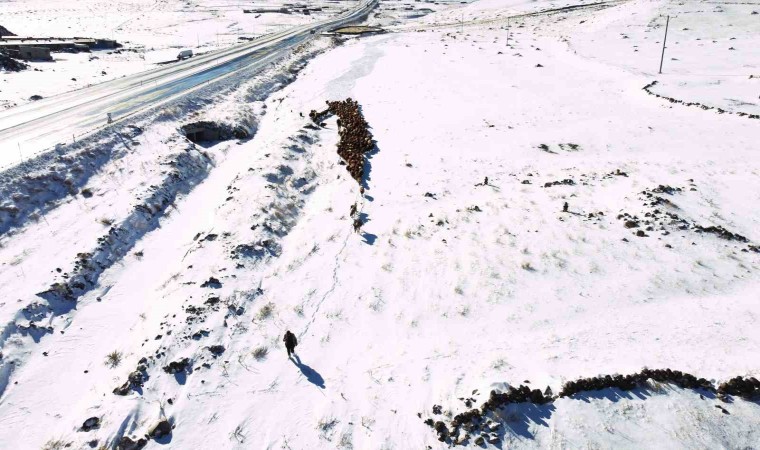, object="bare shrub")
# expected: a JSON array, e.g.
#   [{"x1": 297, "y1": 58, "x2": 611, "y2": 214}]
[
  {"x1": 41, "y1": 439, "x2": 69, "y2": 450},
  {"x1": 105, "y1": 350, "x2": 122, "y2": 368},
  {"x1": 256, "y1": 302, "x2": 275, "y2": 321},
  {"x1": 252, "y1": 346, "x2": 268, "y2": 361}
]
